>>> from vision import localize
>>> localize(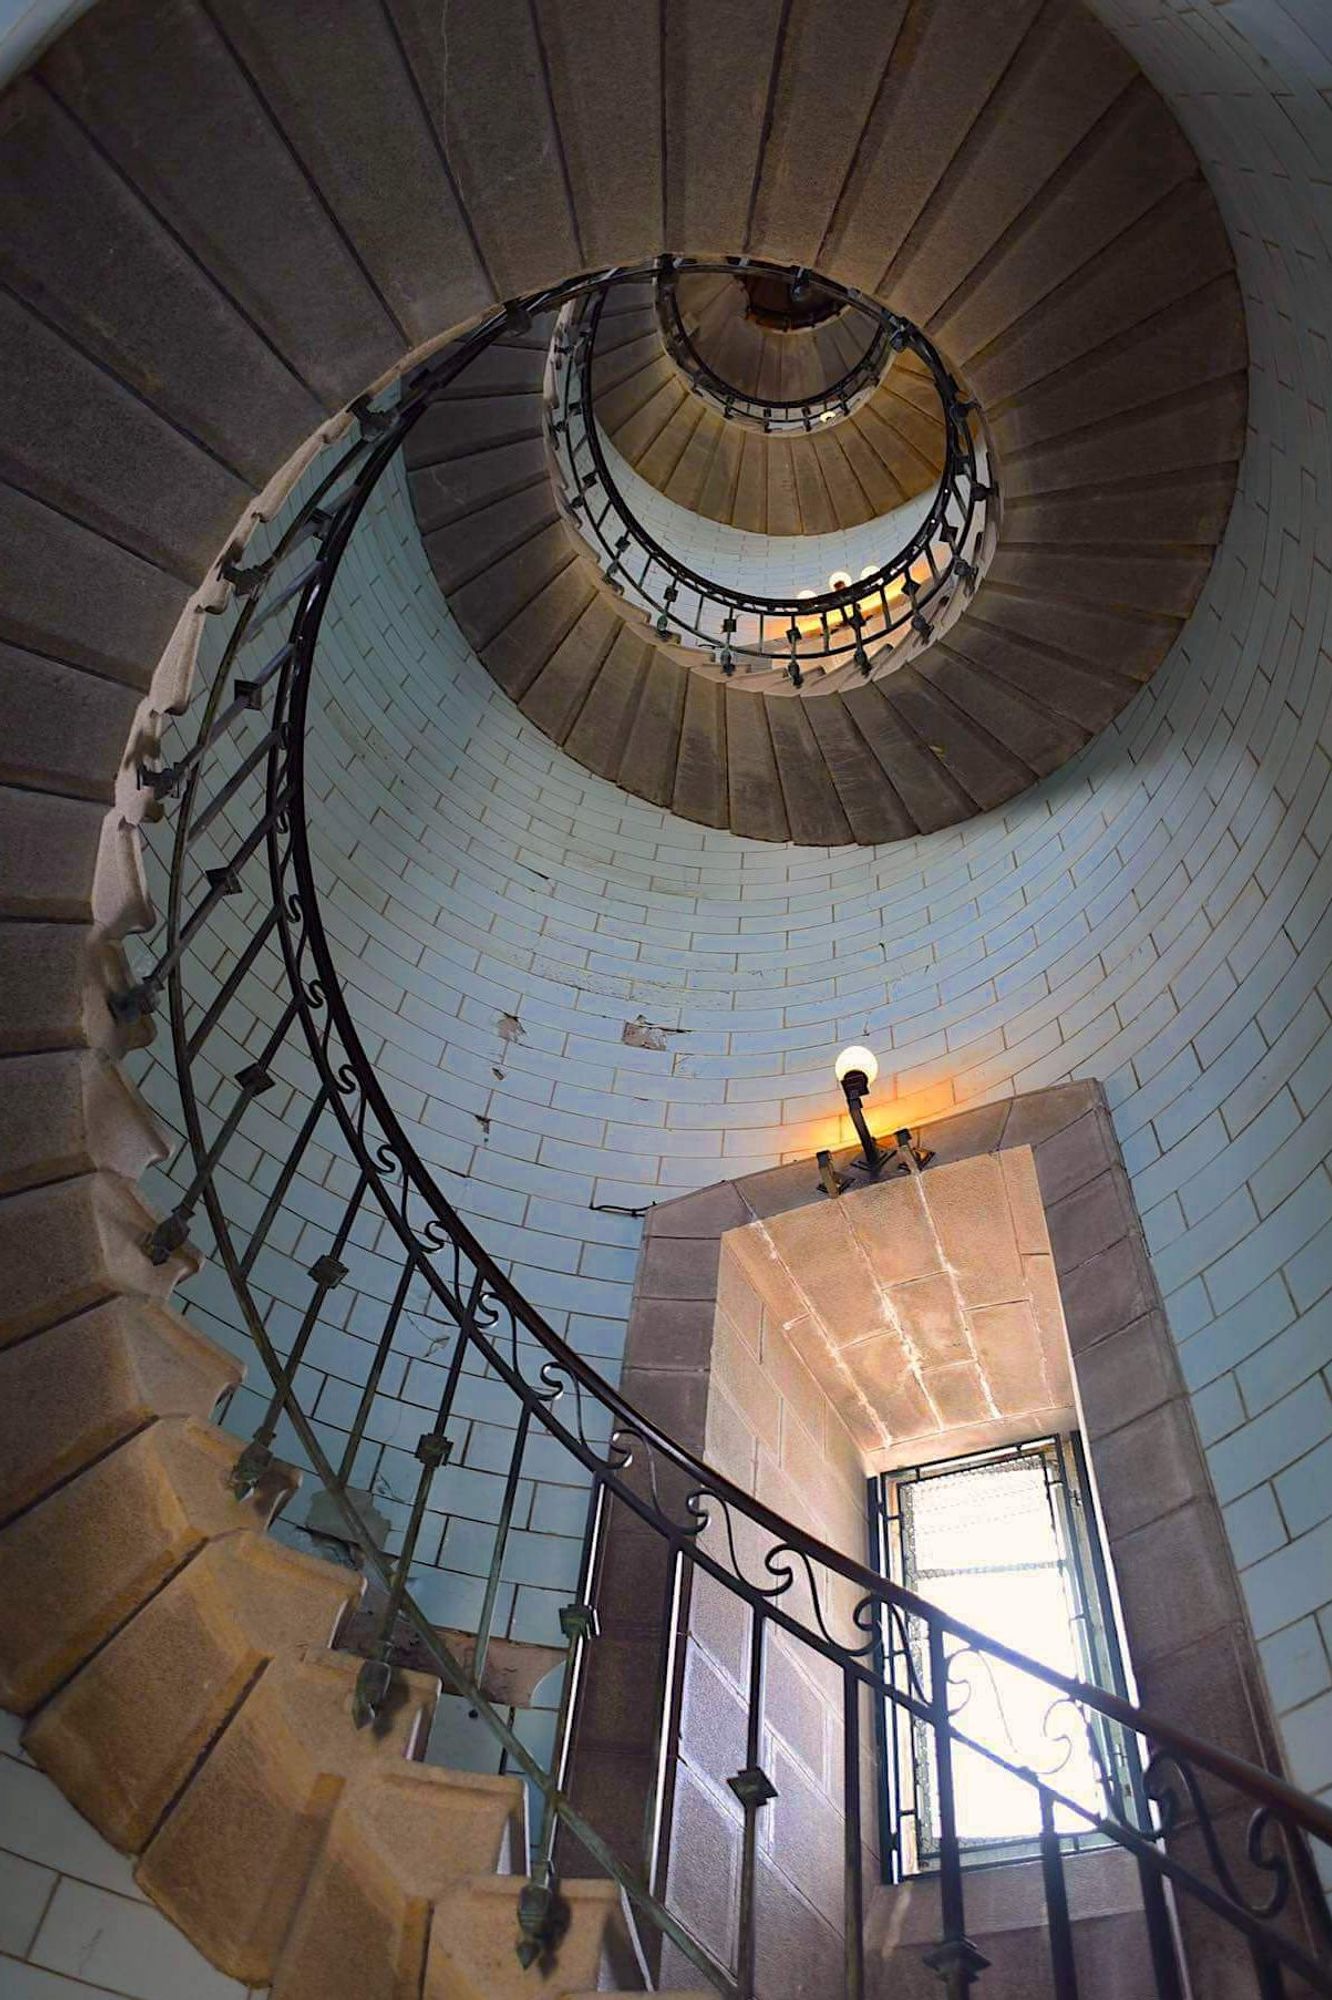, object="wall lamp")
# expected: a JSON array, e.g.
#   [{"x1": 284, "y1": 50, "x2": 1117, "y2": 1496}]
[{"x1": 817, "y1": 1045, "x2": 934, "y2": 1194}]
